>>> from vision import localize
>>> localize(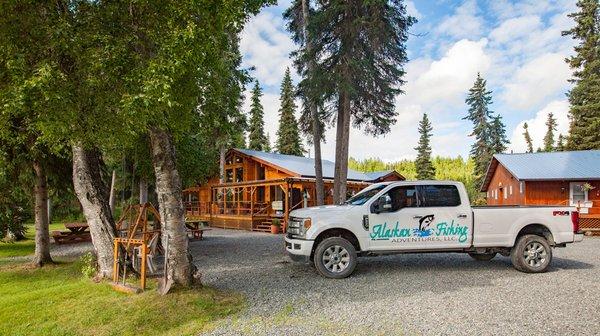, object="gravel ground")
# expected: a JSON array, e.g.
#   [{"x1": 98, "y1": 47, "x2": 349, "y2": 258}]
[{"x1": 194, "y1": 229, "x2": 600, "y2": 336}]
